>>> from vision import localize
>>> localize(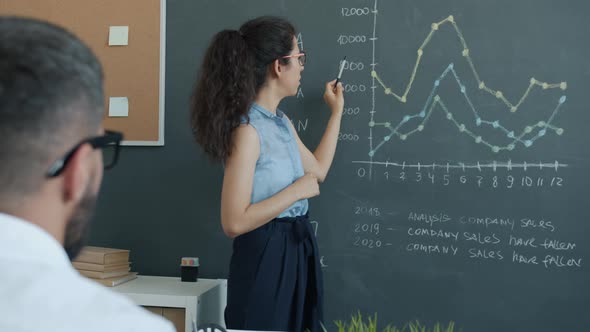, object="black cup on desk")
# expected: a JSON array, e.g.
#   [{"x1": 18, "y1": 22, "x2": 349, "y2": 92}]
[{"x1": 181, "y1": 257, "x2": 199, "y2": 282}]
